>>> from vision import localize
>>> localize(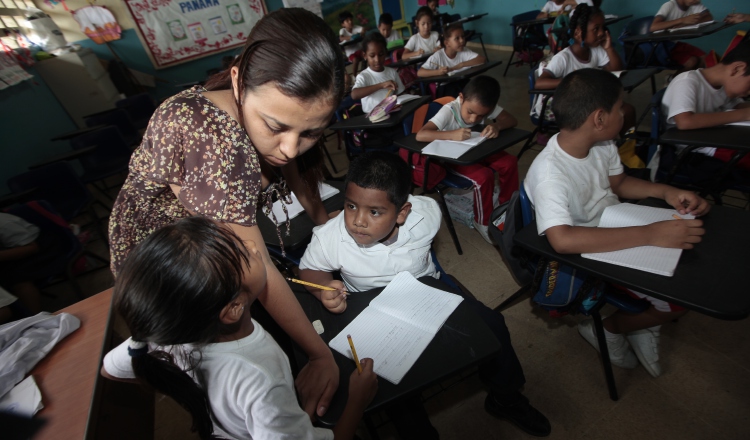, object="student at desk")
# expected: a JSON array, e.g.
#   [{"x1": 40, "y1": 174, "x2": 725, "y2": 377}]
[
  {"x1": 662, "y1": 40, "x2": 750, "y2": 170},
  {"x1": 377, "y1": 13, "x2": 401, "y2": 44},
  {"x1": 415, "y1": 75, "x2": 520, "y2": 244},
  {"x1": 649, "y1": 0, "x2": 713, "y2": 73},
  {"x1": 402, "y1": 7, "x2": 441, "y2": 60},
  {"x1": 299, "y1": 152, "x2": 551, "y2": 438},
  {"x1": 102, "y1": 217, "x2": 378, "y2": 440},
  {"x1": 525, "y1": 69, "x2": 710, "y2": 378},
  {"x1": 418, "y1": 23, "x2": 486, "y2": 78}
]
